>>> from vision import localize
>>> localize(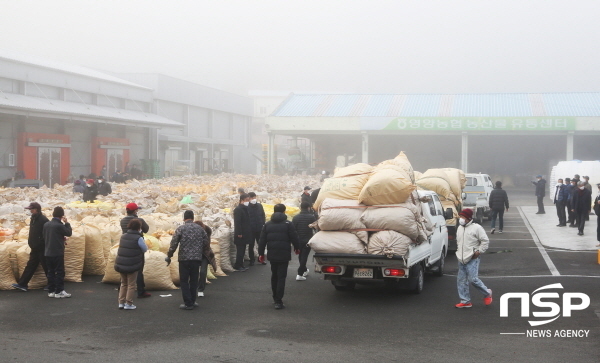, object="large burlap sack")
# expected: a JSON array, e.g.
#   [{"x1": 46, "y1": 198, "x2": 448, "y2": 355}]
[
  {"x1": 2, "y1": 240, "x2": 25, "y2": 279},
  {"x1": 144, "y1": 235, "x2": 161, "y2": 251},
  {"x1": 416, "y1": 169, "x2": 453, "y2": 201},
  {"x1": 214, "y1": 226, "x2": 234, "y2": 272},
  {"x1": 82, "y1": 223, "x2": 106, "y2": 276},
  {"x1": 442, "y1": 168, "x2": 466, "y2": 197},
  {"x1": 17, "y1": 227, "x2": 29, "y2": 242},
  {"x1": 142, "y1": 250, "x2": 177, "y2": 290},
  {"x1": 64, "y1": 228, "x2": 85, "y2": 282},
  {"x1": 16, "y1": 245, "x2": 46, "y2": 289},
  {"x1": 96, "y1": 223, "x2": 111, "y2": 264},
  {"x1": 313, "y1": 174, "x2": 370, "y2": 209},
  {"x1": 308, "y1": 231, "x2": 366, "y2": 254},
  {"x1": 333, "y1": 163, "x2": 374, "y2": 177},
  {"x1": 0, "y1": 244, "x2": 17, "y2": 290},
  {"x1": 211, "y1": 241, "x2": 227, "y2": 277},
  {"x1": 169, "y1": 249, "x2": 180, "y2": 286},
  {"x1": 101, "y1": 245, "x2": 120, "y2": 284},
  {"x1": 318, "y1": 198, "x2": 366, "y2": 231},
  {"x1": 359, "y1": 165, "x2": 415, "y2": 205},
  {"x1": 414, "y1": 171, "x2": 423, "y2": 180},
  {"x1": 360, "y1": 202, "x2": 421, "y2": 240},
  {"x1": 377, "y1": 152, "x2": 415, "y2": 182},
  {"x1": 367, "y1": 231, "x2": 413, "y2": 257},
  {"x1": 109, "y1": 223, "x2": 122, "y2": 247}
]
